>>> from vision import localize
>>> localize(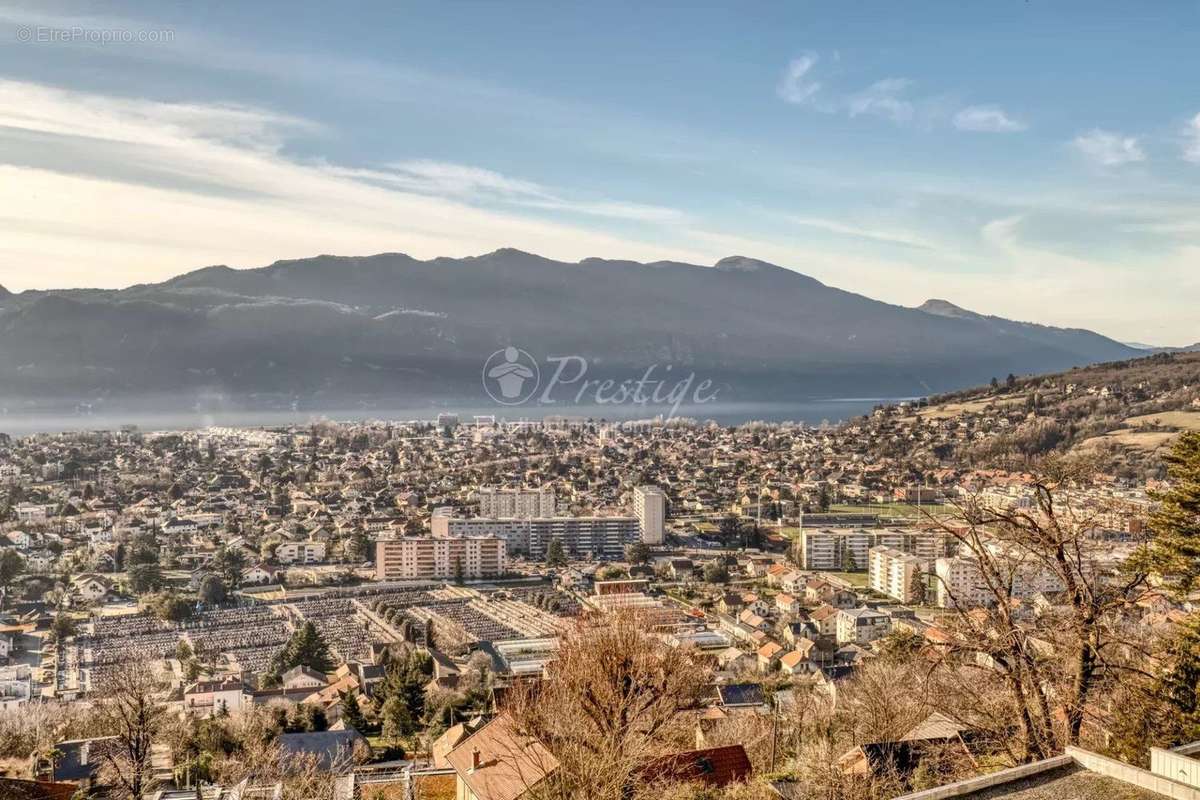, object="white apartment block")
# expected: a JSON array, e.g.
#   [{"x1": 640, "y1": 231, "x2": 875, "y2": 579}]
[
  {"x1": 375, "y1": 536, "x2": 507, "y2": 581},
  {"x1": 934, "y1": 554, "x2": 1065, "y2": 610},
  {"x1": 0, "y1": 664, "x2": 33, "y2": 711},
  {"x1": 799, "y1": 528, "x2": 953, "y2": 571},
  {"x1": 836, "y1": 607, "x2": 892, "y2": 645},
  {"x1": 477, "y1": 485, "x2": 556, "y2": 518},
  {"x1": 633, "y1": 485, "x2": 666, "y2": 545},
  {"x1": 868, "y1": 546, "x2": 922, "y2": 603},
  {"x1": 431, "y1": 514, "x2": 638, "y2": 559},
  {"x1": 274, "y1": 541, "x2": 327, "y2": 564},
  {"x1": 13, "y1": 503, "x2": 50, "y2": 524}
]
